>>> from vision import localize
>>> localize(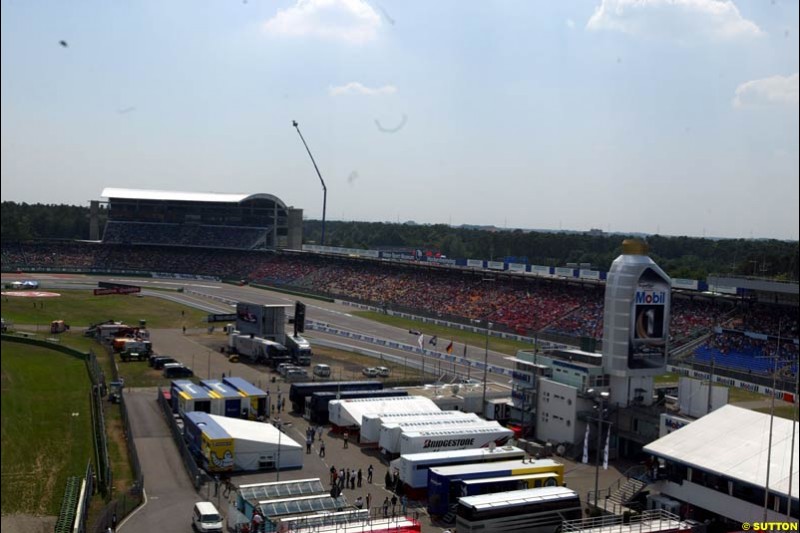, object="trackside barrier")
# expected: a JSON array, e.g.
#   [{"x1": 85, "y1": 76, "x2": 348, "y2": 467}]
[
  {"x1": 306, "y1": 323, "x2": 516, "y2": 378},
  {"x1": 180, "y1": 287, "x2": 571, "y2": 353},
  {"x1": 0, "y1": 333, "x2": 88, "y2": 360},
  {"x1": 247, "y1": 282, "x2": 336, "y2": 303},
  {"x1": 335, "y1": 300, "x2": 574, "y2": 351},
  {"x1": 184, "y1": 288, "x2": 238, "y2": 306},
  {"x1": 73, "y1": 461, "x2": 94, "y2": 533}
]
